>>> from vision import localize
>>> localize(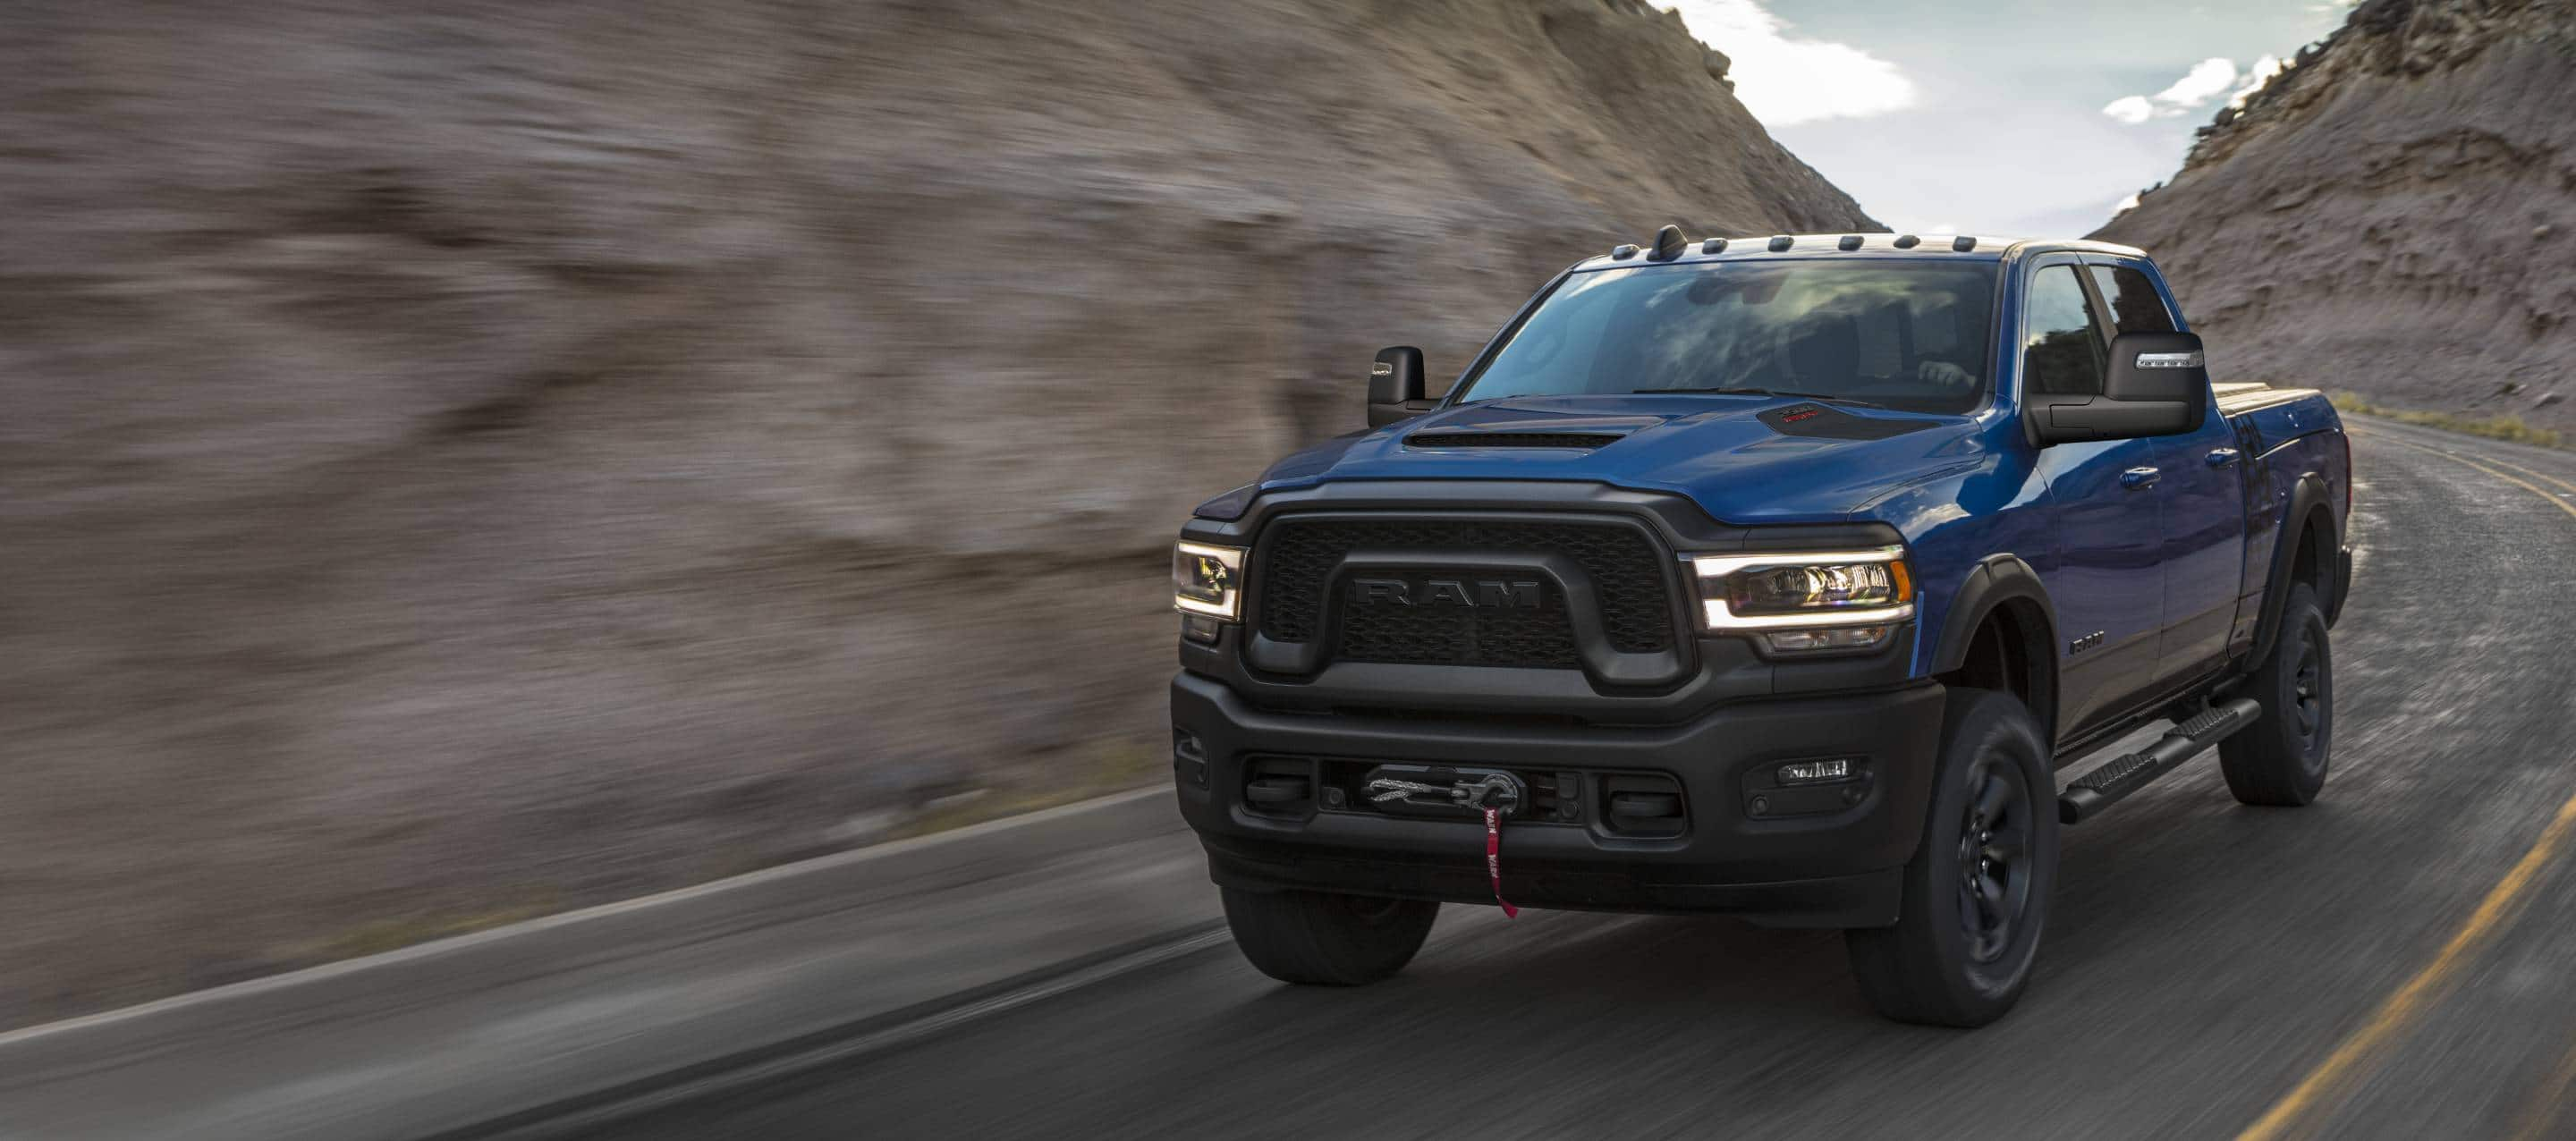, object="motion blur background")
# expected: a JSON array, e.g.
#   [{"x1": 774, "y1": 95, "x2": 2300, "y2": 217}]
[{"x1": 5, "y1": 0, "x2": 2572, "y2": 1033}]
